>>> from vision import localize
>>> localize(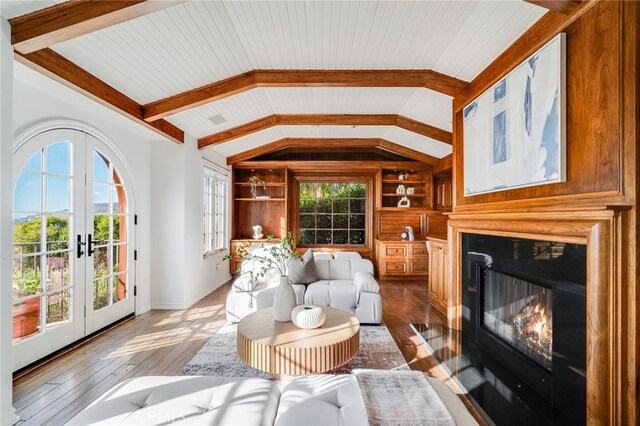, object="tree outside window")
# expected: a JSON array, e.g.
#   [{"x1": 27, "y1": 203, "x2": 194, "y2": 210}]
[{"x1": 298, "y1": 182, "x2": 366, "y2": 246}]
